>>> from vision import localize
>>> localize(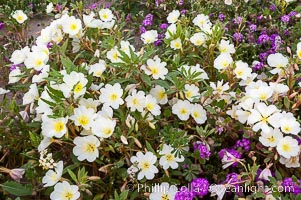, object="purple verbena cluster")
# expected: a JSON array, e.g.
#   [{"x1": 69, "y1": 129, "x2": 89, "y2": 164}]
[{"x1": 193, "y1": 141, "x2": 211, "y2": 159}]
